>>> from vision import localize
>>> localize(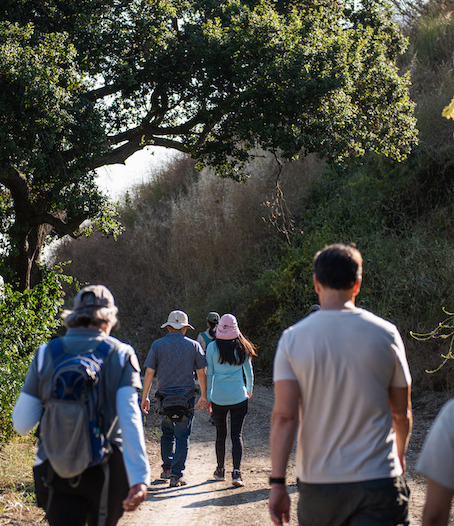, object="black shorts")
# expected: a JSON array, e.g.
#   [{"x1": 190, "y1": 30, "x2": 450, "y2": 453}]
[{"x1": 33, "y1": 445, "x2": 129, "y2": 526}]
